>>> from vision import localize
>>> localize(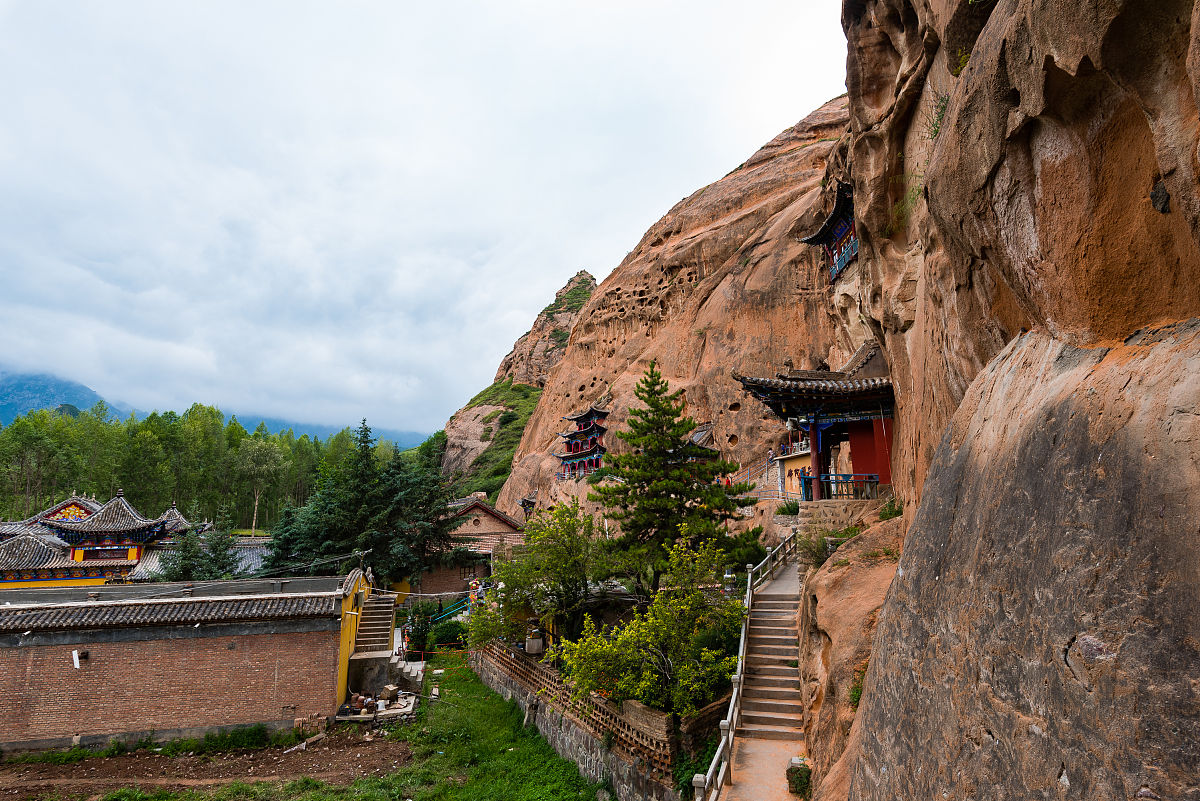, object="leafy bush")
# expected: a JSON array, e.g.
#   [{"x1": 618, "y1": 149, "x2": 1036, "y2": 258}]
[
  {"x1": 430, "y1": 620, "x2": 468, "y2": 648},
  {"x1": 796, "y1": 531, "x2": 830, "y2": 569},
  {"x1": 787, "y1": 756, "x2": 814, "y2": 799},
  {"x1": 404, "y1": 601, "x2": 438, "y2": 659},
  {"x1": 556, "y1": 538, "x2": 744, "y2": 716},
  {"x1": 879, "y1": 496, "x2": 902, "y2": 520},
  {"x1": 673, "y1": 733, "x2": 719, "y2": 799},
  {"x1": 775, "y1": 499, "x2": 800, "y2": 515}
]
